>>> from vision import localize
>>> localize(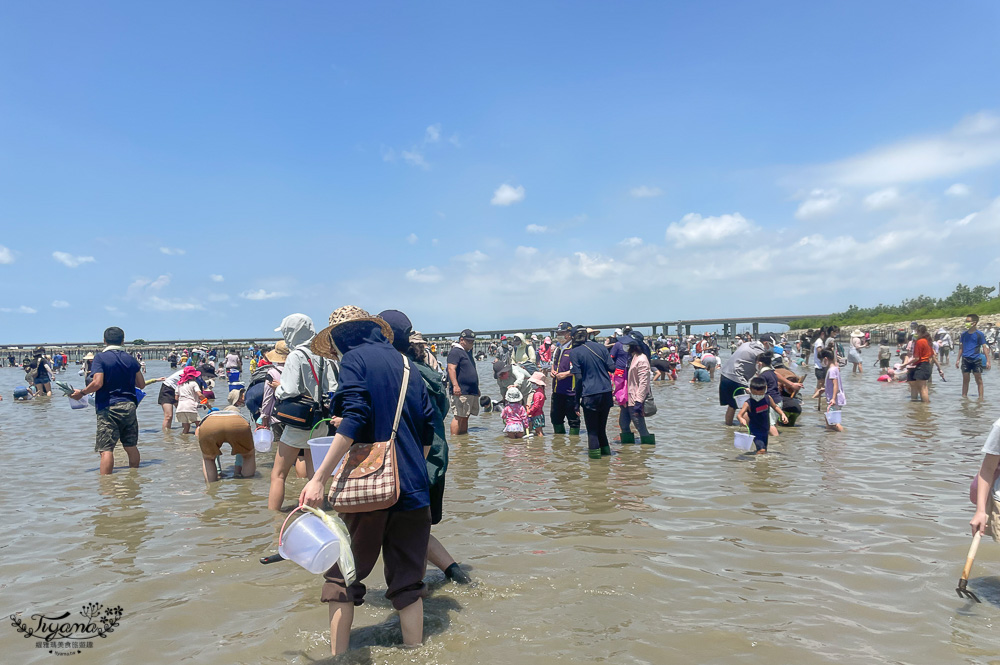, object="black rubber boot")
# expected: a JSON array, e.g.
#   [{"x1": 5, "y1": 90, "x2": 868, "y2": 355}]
[{"x1": 444, "y1": 562, "x2": 471, "y2": 584}]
